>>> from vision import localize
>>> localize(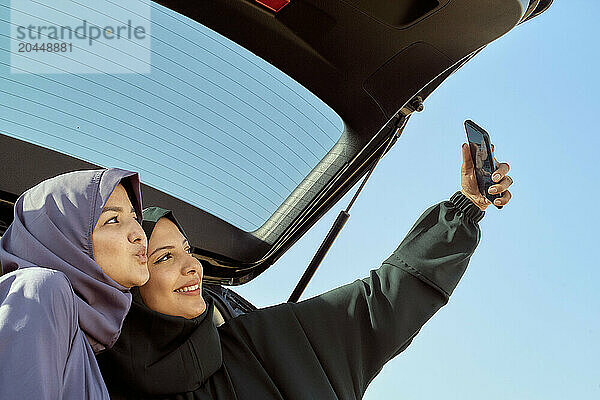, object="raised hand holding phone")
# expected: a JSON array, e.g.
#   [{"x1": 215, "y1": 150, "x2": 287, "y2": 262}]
[{"x1": 461, "y1": 120, "x2": 513, "y2": 211}]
